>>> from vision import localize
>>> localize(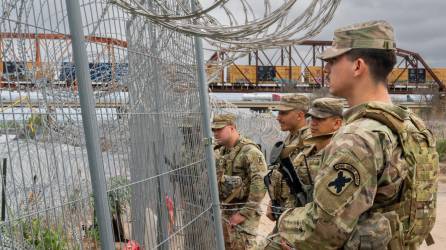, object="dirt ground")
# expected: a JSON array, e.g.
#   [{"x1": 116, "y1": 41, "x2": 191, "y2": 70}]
[{"x1": 254, "y1": 178, "x2": 446, "y2": 249}]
